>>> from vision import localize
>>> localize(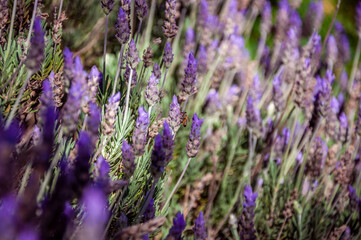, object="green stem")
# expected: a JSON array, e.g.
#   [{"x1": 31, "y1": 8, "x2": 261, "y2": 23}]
[
  {"x1": 123, "y1": 68, "x2": 133, "y2": 128},
  {"x1": 4, "y1": 0, "x2": 18, "y2": 62},
  {"x1": 161, "y1": 157, "x2": 192, "y2": 214},
  {"x1": 17, "y1": 160, "x2": 33, "y2": 198},
  {"x1": 25, "y1": 0, "x2": 39, "y2": 50},
  {"x1": 102, "y1": 14, "x2": 109, "y2": 78},
  {"x1": 112, "y1": 45, "x2": 125, "y2": 96},
  {"x1": 349, "y1": 37, "x2": 361, "y2": 92}
]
